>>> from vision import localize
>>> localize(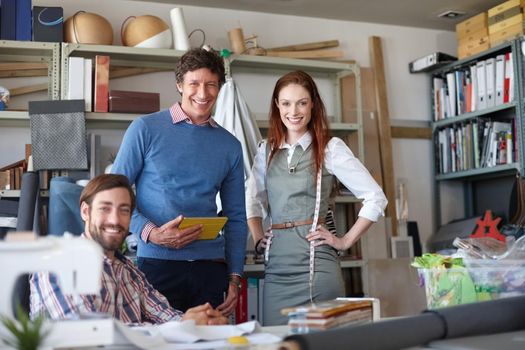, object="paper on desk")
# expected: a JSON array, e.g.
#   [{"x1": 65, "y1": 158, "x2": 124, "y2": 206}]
[
  {"x1": 115, "y1": 320, "x2": 281, "y2": 350},
  {"x1": 114, "y1": 320, "x2": 168, "y2": 349},
  {"x1": 161, "y1": 333, "x2": 282, "y2": 350},
  {"x1": 150, "y1": 320, "x2": 260, "y2": 343}
]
